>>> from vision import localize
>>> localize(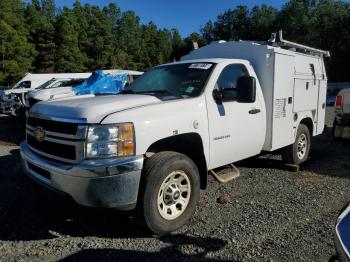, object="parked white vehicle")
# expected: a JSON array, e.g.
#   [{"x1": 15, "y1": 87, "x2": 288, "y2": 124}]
[
  {"x1": 7, "y1": 72, "x2": 91, "y2": 93},
  {"x1": 25, "y1": 70, "x2": 143, "y2": 110},
  {"x1": 25, "y1": 78, "x2": 87, "y2": 109},
  {"x1": 21, "y1": 32, "x2": 329, "y2": 234},
  {"x1": 333, "y1": 88, "x2": 350, "y2": 139},
  {"x1": 1, "y1": 72, "x2": 91, "y2": 116}
]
